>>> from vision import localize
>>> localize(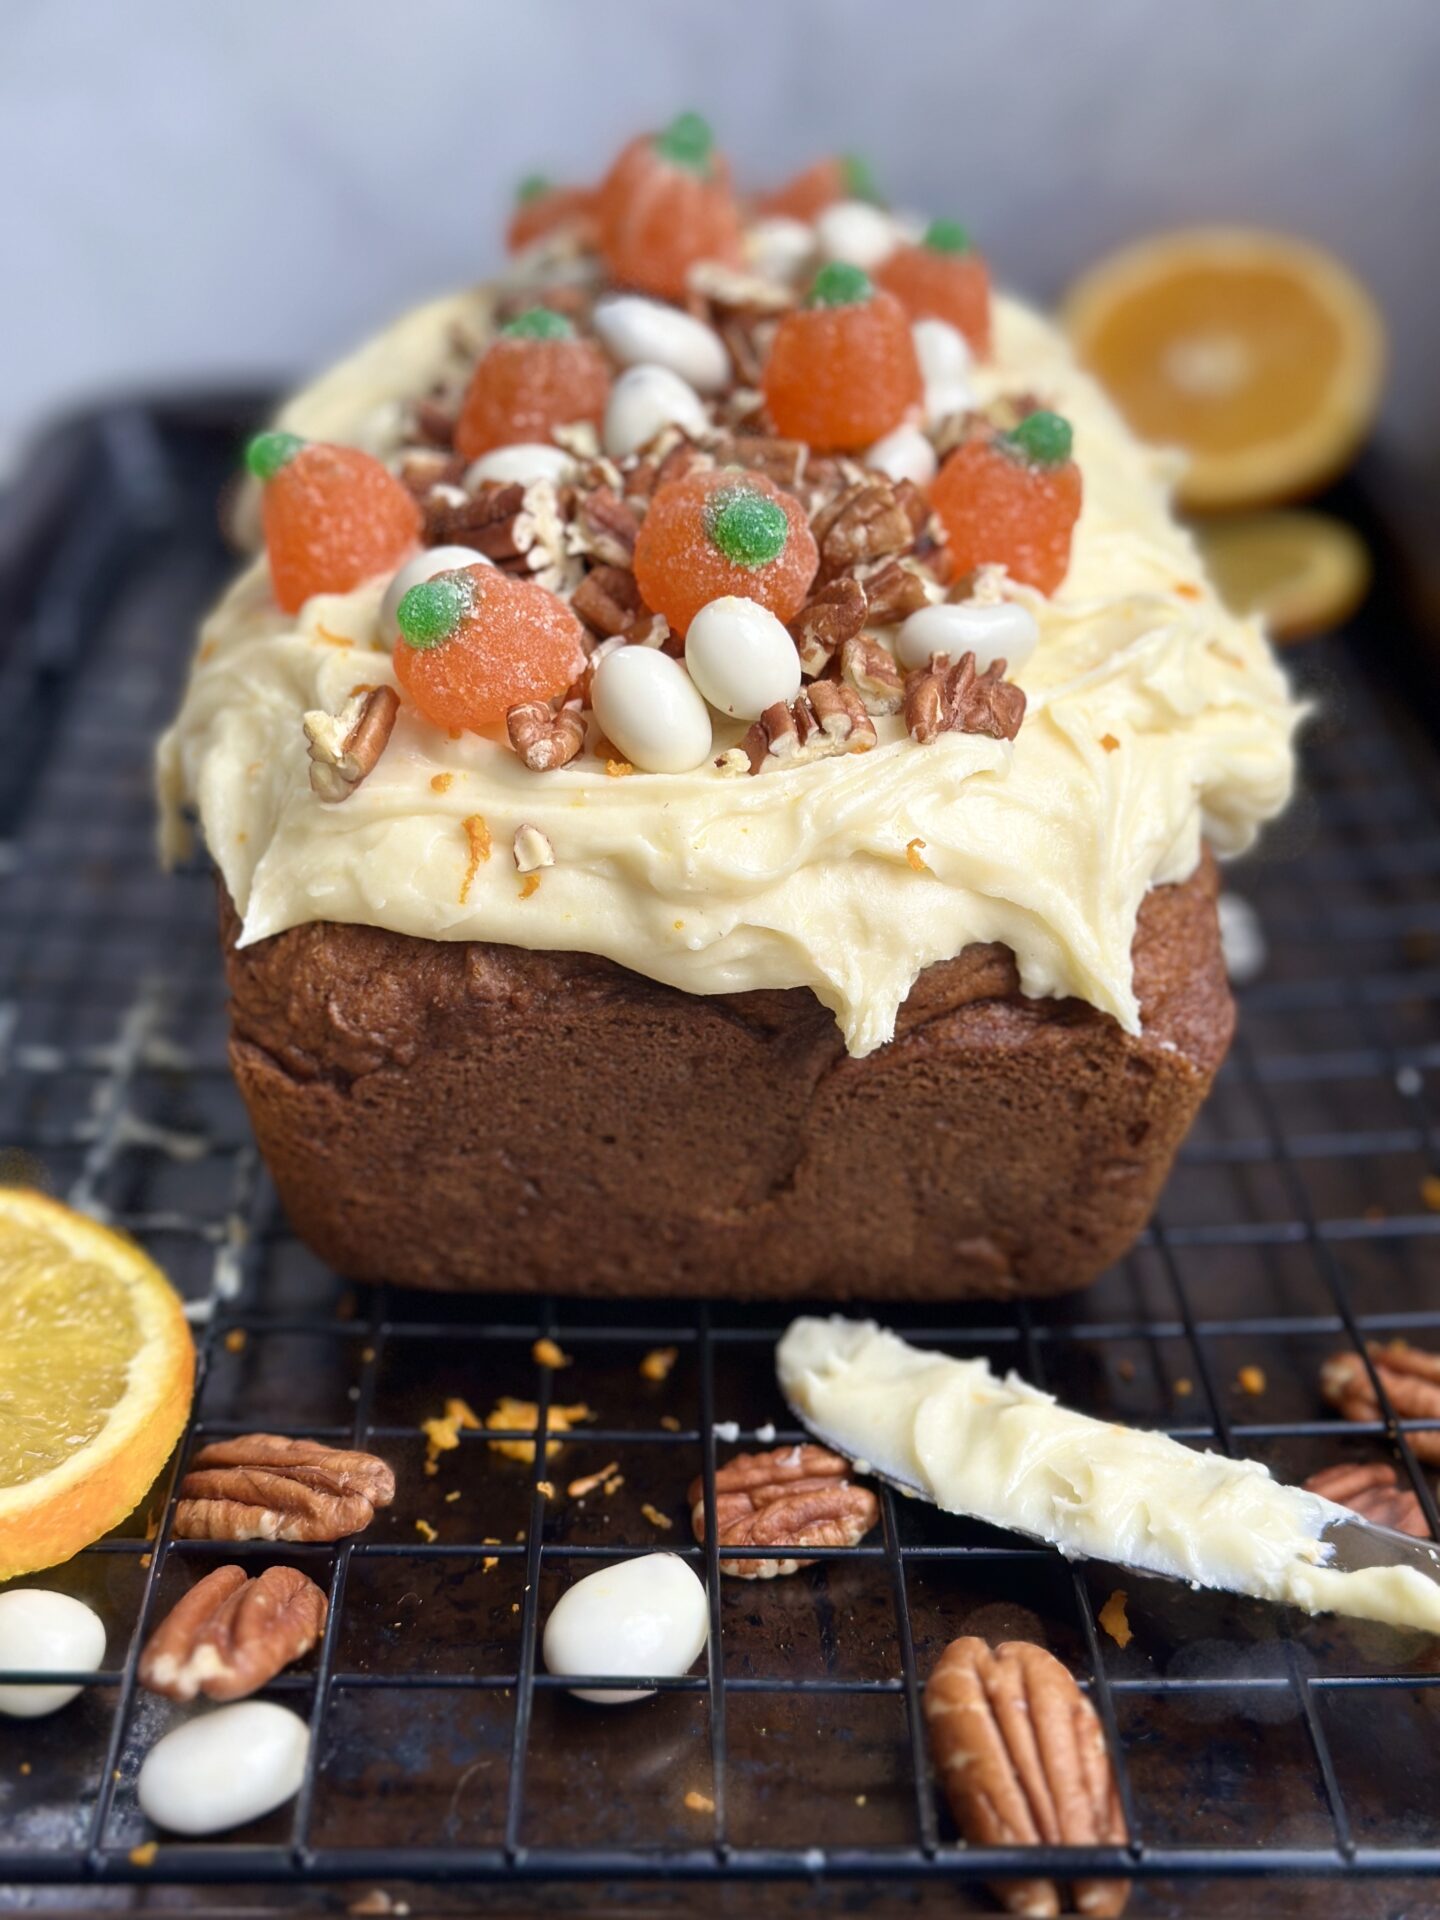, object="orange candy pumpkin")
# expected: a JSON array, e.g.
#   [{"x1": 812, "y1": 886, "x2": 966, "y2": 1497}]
[
  {"x1": 932, "y1": 413, "x2": 1082, "y2": 595},
  {"x1": 633, "y1": 469, "x2": 819, "y2": 635},
  {"x1": 876, "y1": 219, "x2": 992, "y2": 358},
  {"x1": 505, "y1": 176, "x2": 597, "y2": 254},
  {"x1": 596, "y1": 112, "x2": 743, "y2": 302},
  {"x1": 246, "y1": 433, "x2": 420, "y2": 615},
  {"x1": 392, "y1": 565, "x2": 587, "y2": 731},
  {"x1": 756, "y1": 153, "x2": 880, "y2": 224},
  {"x1": 762, "y1": 263, "x2": 923, "y2": 452},
  {"x1": 454, "y1": 309, "x2": 611, "y2": 461}
]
